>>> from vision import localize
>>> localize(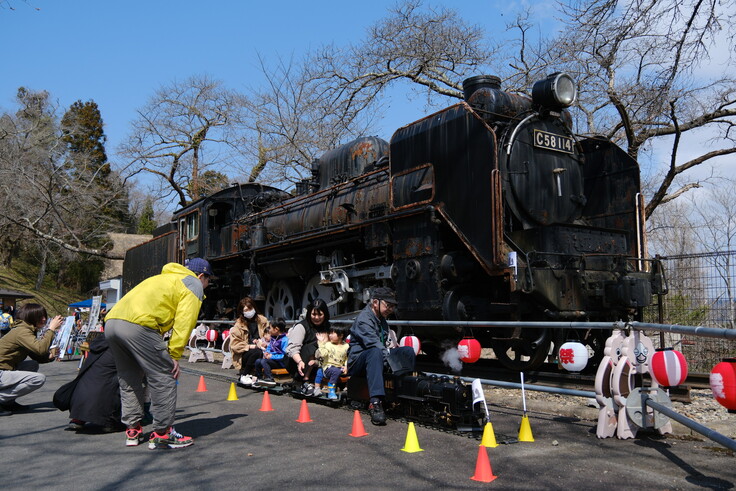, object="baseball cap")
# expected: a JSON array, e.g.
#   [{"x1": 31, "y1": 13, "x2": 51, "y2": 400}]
[
  {"x1": 186, "y1": 258, "x2": 213, "y2": 276},
  {"x1": 372, "y1": 286, "x2": 398, "y2": 305}
]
